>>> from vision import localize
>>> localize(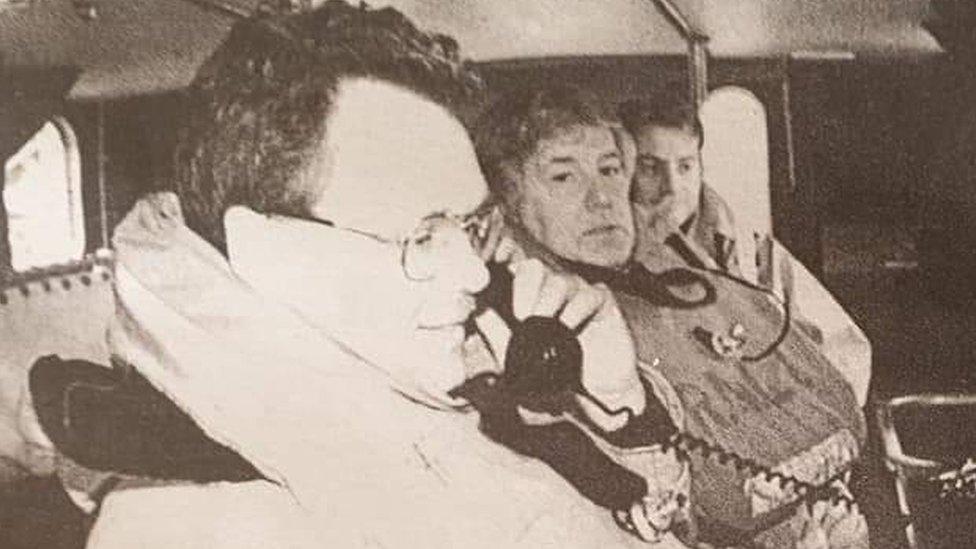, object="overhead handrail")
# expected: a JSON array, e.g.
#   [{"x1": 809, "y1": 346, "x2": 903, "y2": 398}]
[
  {"x1": 179, "y1": 0, "x2": 251, "y2": 19},
  {"x1": 647, "y1": 0, "x2": 710, "y2": 106},
  {"x1": 648, "y1": 0, "x2": 707, "y2": 43}
]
